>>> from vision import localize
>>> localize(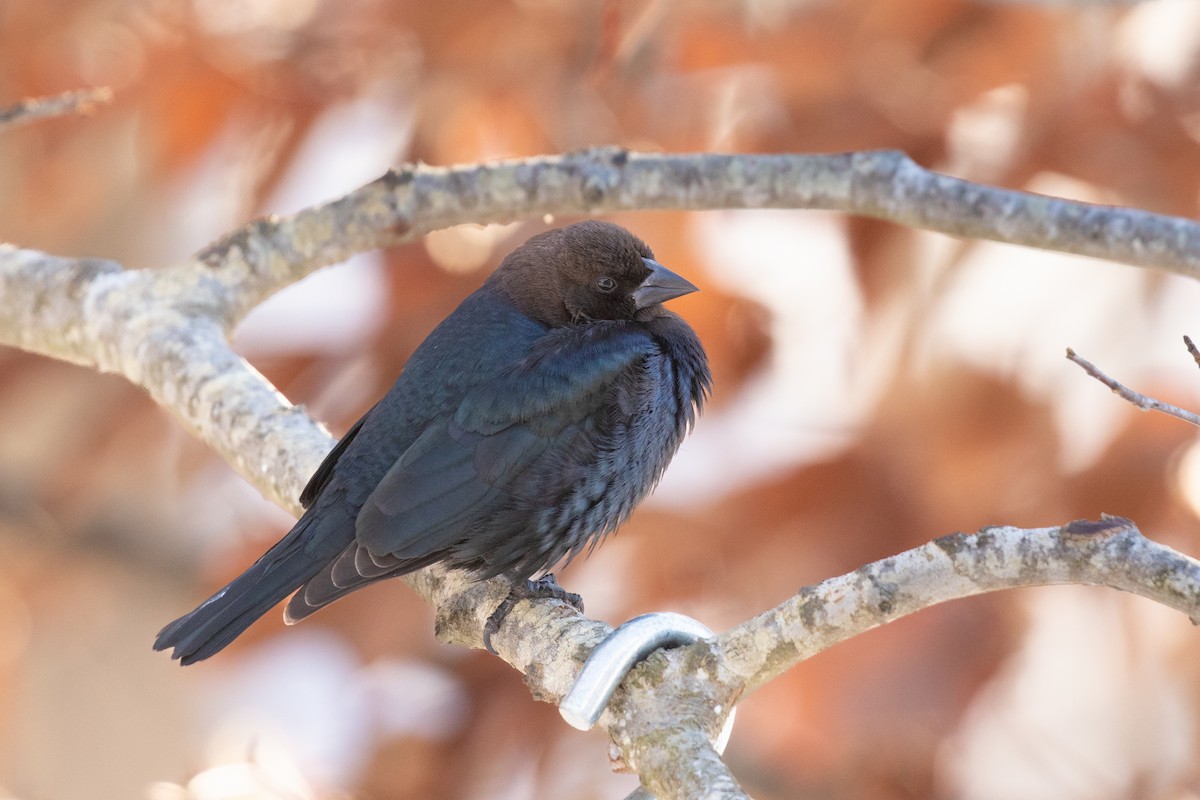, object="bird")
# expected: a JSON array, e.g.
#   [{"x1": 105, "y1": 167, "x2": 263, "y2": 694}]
[{"x1": 154, "y1": 220, "x2": 711, "y2": 664}]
